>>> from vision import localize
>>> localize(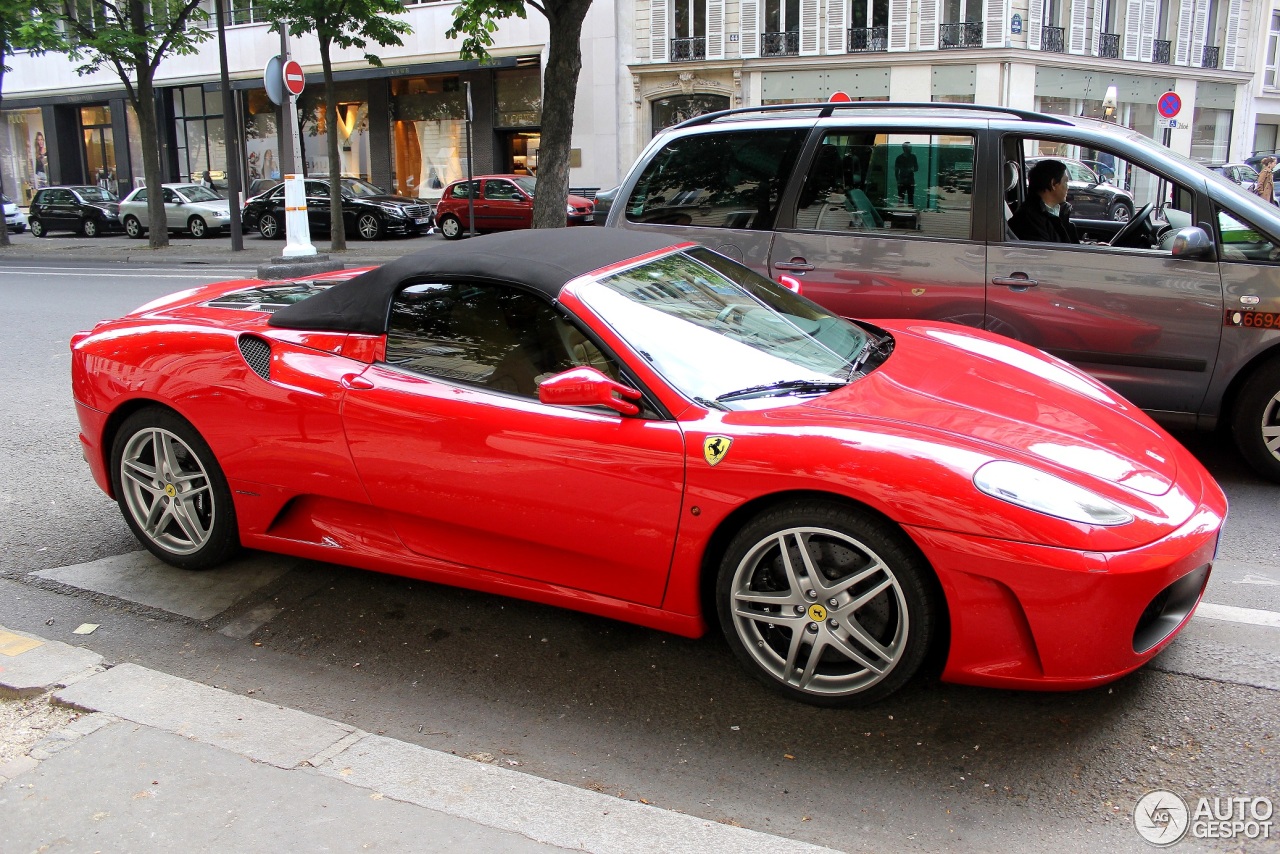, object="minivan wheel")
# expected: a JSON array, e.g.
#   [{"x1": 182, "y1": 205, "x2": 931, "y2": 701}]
[
  {"x1": 439, "y1": 214, "x2": 463, "y2": 239},
  {"x1": 82, "y1": 218, "x2": 100, "y2": 238},
  {"x1": 124, "y1": 215, "x2": 144, "y2": 239},
  {"x1": 716, "y1": 500, "x2": 940, "y2": 707},
  {"x1": 30, "y1": 218, "x2": 46, "y2": 238},
  {"x1": 1231, "y1": 358, "x2": 1280, "y2": 482},
  {"x1": 1110, "y1": 201, "x2": 1133, "y2": 222}
]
